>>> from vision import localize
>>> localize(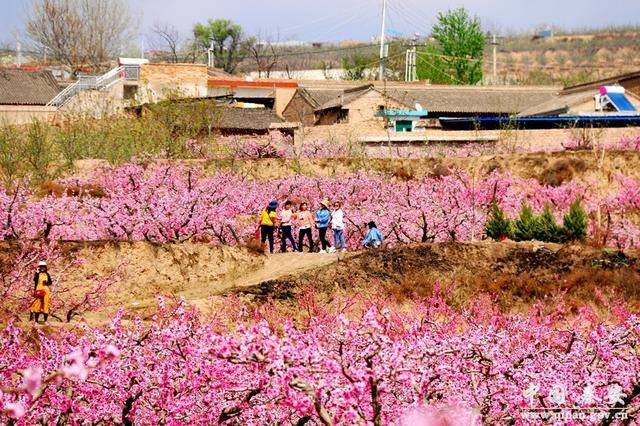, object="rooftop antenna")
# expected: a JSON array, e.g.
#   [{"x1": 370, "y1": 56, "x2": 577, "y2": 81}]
[{"x1": 378, "y1": 0, "x2": 387, "y2": 80}]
